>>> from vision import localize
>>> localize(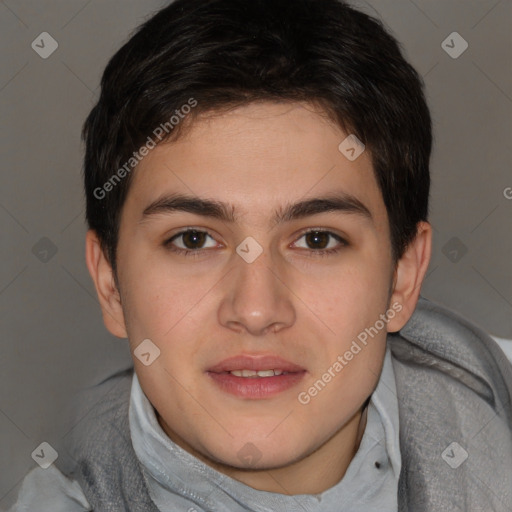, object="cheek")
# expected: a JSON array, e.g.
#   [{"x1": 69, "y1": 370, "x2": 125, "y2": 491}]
[
  {"x1": 306, "y1": 260, "x2": 389, "y2": 334},
  {"x1": 120, "y1": 264, "x2": 205, "y2": 346},
  {"x1": 300, "y1": 255, "x2": 390, "y2": 392}
]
